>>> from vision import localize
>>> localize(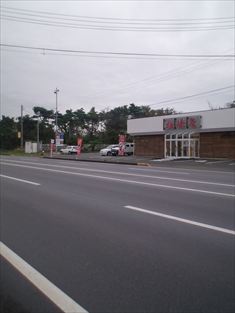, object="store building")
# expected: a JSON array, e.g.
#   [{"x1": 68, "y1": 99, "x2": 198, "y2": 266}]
[{"x1": 127, "y1": 107, "x2": 235, "y2": 159}]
